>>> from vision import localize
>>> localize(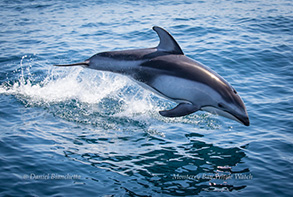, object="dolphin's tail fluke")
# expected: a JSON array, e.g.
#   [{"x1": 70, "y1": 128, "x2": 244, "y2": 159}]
[{"x1": 54, "y1": 61, "x2": 89, "y2": 67}]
